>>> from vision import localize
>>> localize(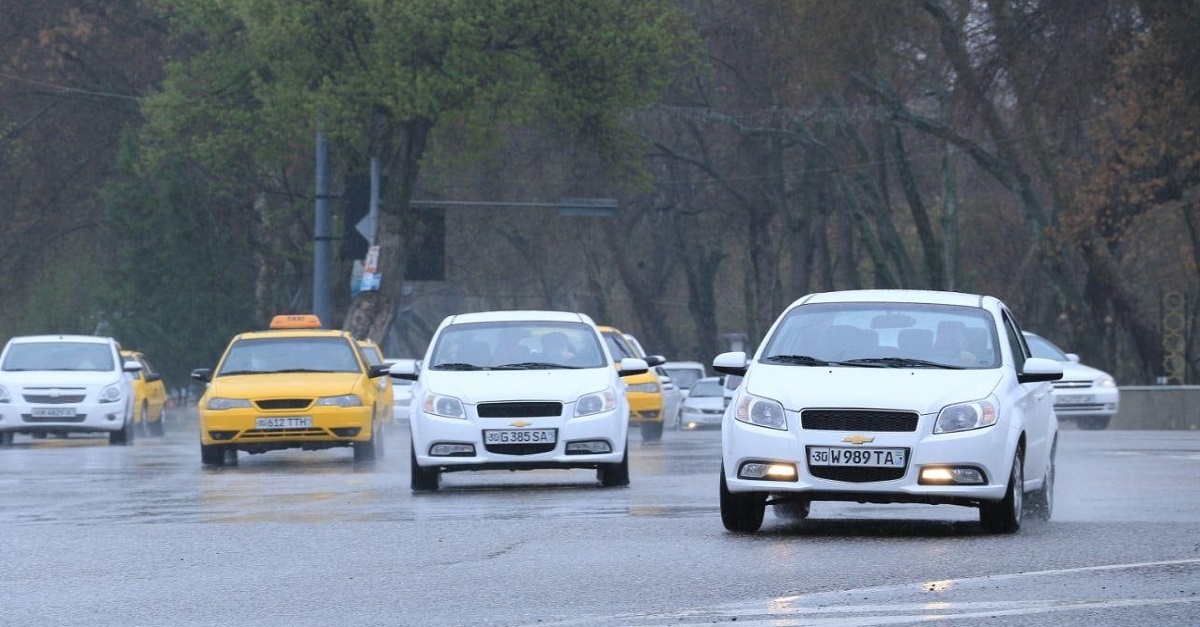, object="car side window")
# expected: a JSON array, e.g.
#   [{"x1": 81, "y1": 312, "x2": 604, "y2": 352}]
[{"x1": 1001, "y1": 310, "x2": 1030, "y2": 374}]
